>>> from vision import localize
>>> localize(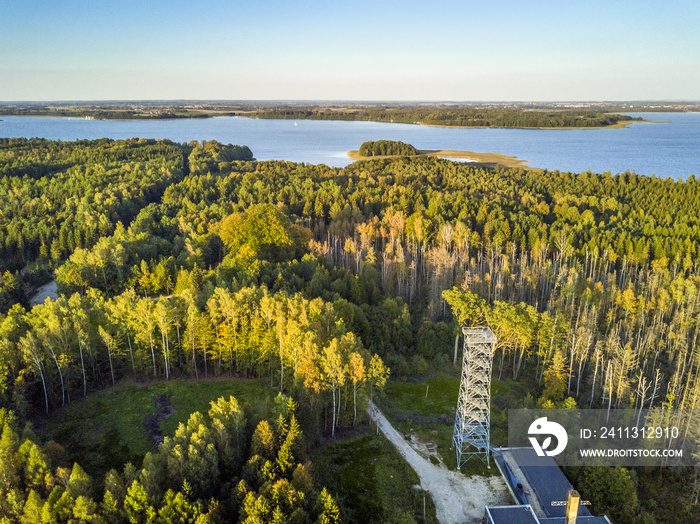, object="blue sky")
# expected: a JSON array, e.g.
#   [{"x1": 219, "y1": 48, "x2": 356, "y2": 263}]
[{"x1": 1, "y1": 0, "x2": 699, "y2": 101}]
